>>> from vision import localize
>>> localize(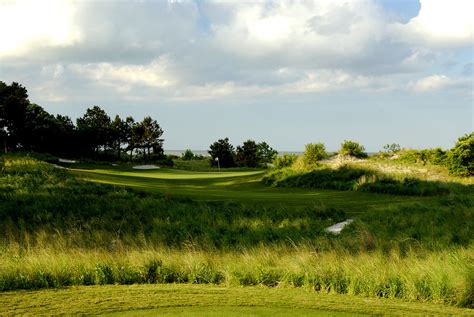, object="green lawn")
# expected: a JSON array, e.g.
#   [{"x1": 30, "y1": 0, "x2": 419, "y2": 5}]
[
  {"x1": 1, "y1": 284, "x2": 472, "y2": 316},
  {"x1": 70, "y1": 165, "x2": 435, "y2": 215}
]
